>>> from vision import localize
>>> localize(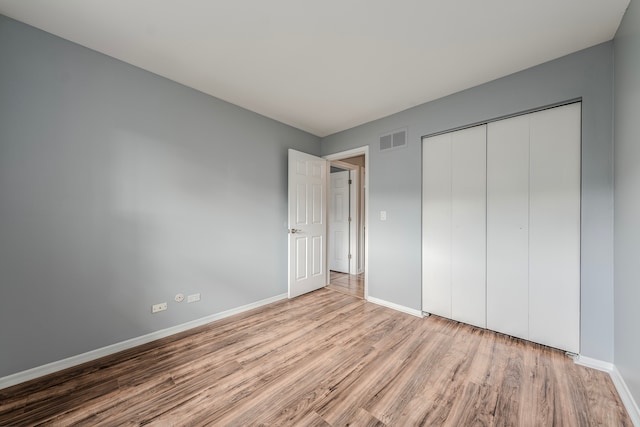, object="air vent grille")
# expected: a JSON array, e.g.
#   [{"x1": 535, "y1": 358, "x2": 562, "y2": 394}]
[
  {"x1": 379, "y1": 128, "x2": 407, "y2": 152},
  {"x1": 380, "y1": 134, "x2": 392, "y2": 150}
]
